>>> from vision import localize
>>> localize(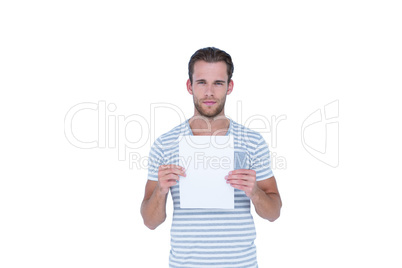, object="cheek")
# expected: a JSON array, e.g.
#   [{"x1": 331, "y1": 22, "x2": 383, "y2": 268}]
[
  {"x1": 192, "y1": 94, "x2": 201, "y2": 103},
  {"x1": 192, "y1": 90, "x2": 203, "y2": 100}
]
